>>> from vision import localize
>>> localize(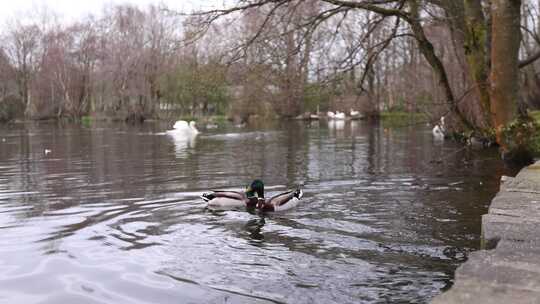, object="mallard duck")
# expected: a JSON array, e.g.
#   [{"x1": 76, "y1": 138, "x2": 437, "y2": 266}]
[
  {"x1": 202, "y1": 180, "x2": 264, "y2": 209},
  {"x1": 256, "y1": 188, "x2": 303, "y2": 212}
]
